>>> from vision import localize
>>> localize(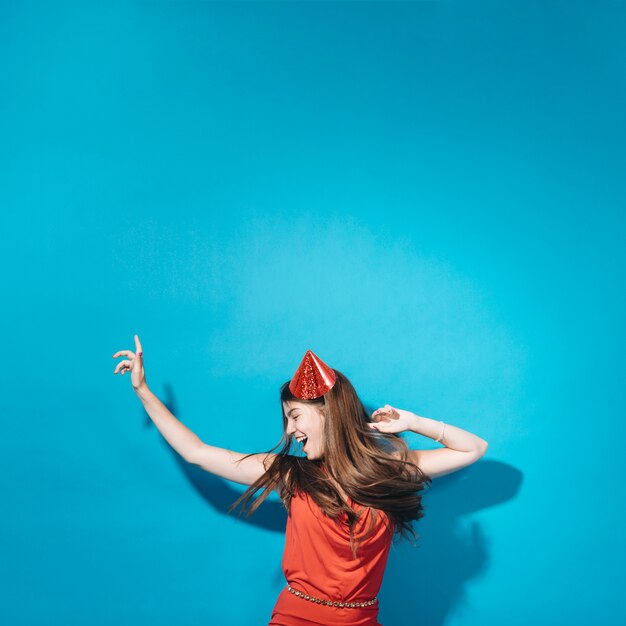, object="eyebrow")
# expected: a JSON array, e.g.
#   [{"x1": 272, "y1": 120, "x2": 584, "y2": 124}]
[{"x1": 287, "y1": 408, "x2": 300, "y2": 416}]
